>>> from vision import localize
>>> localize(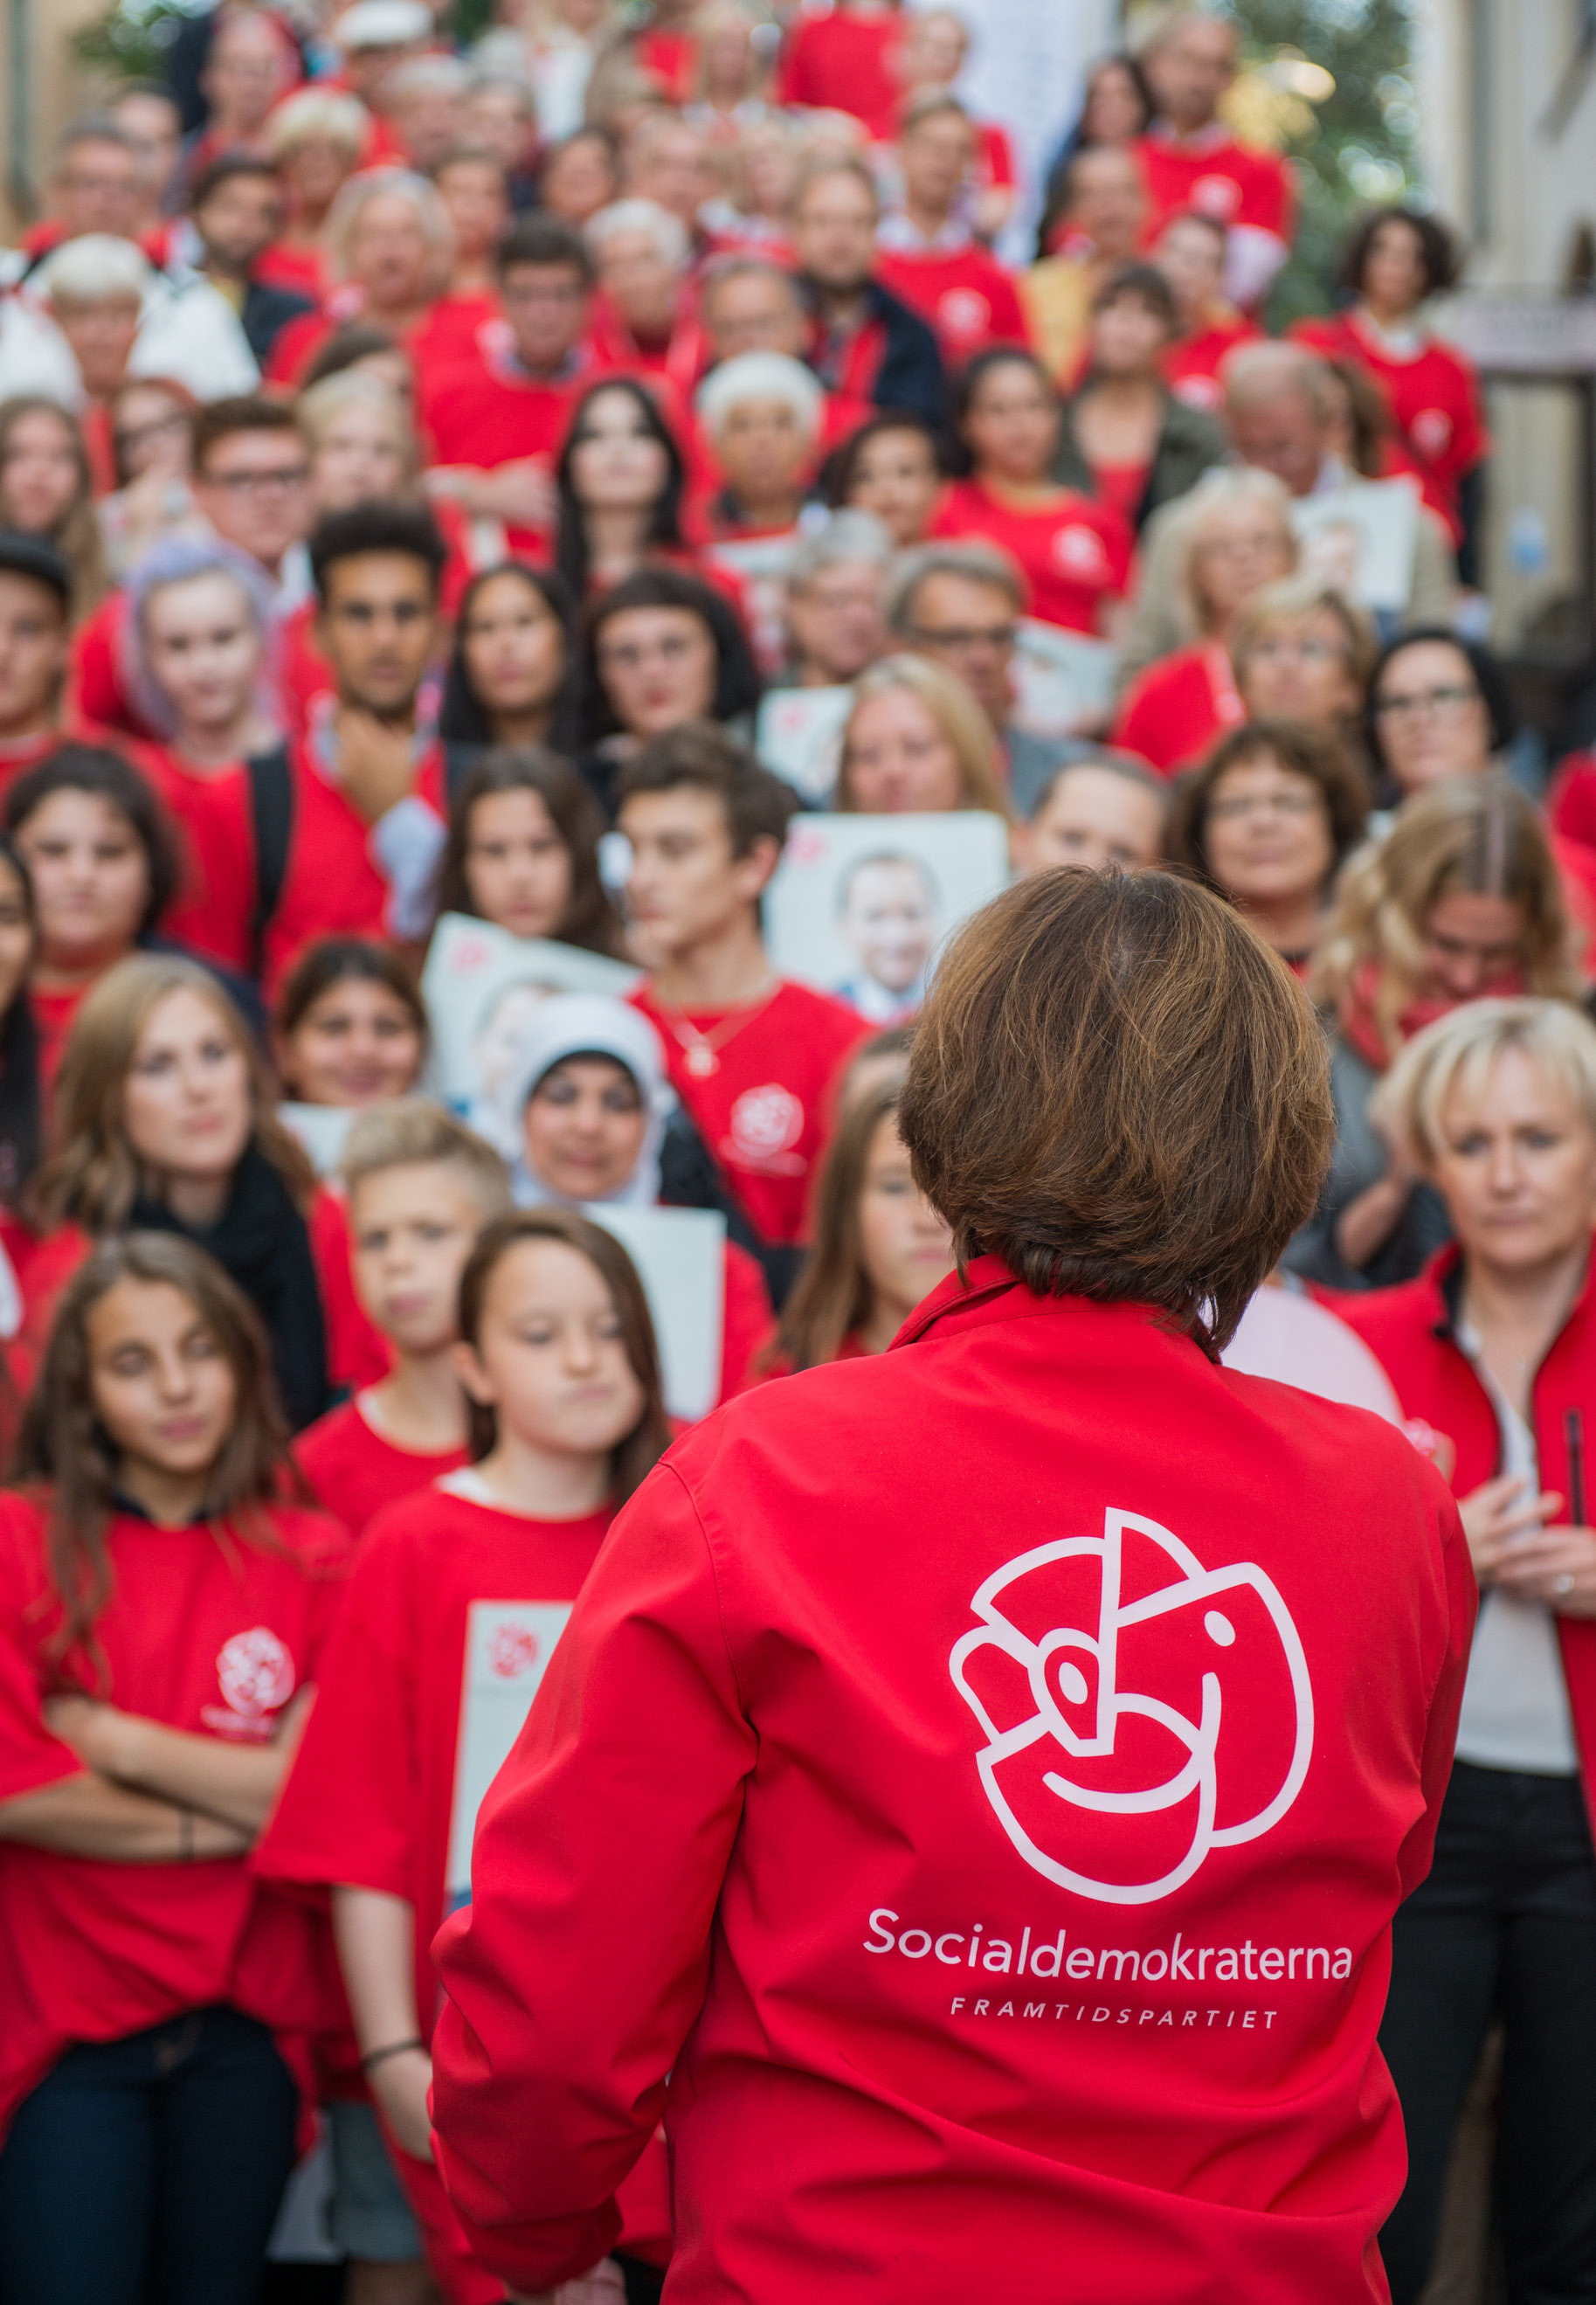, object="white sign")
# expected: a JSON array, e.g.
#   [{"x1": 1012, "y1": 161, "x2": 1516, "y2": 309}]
[
  {"x1": 1291, "y1": 479, "x2": 1420, "y2": 615},
  {"x1": 445, "y1": 1598, "x2": 574, "y2": 1909},
  {"x1": 421, "y1": 913, "x2": 640, "y2": 1109},
  {"x1": 279, "y1": 1103, "x2": 356, "y2": 1178},
  {"x1": 1012, "y1": 619, "x2": 1119, "y2": 737},
  {"x1": 763, "y1": 812, "x2": 1012, "y2": 1019},
  {"x1": 756, "y1": 684, "x2": 853, "y2": 802},
  {"x1": 581, "y1": 1203, "x2": 726, "y2": 1423}
]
